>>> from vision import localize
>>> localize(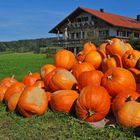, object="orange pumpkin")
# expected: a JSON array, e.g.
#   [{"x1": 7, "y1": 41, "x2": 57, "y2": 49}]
[
  {"x1": 75, "y1": 85, "x2": 110, "y2": 122},
  {"x1": 0, "y1": 76, "x2": 18, "y2": 88},
  {"x1": 106, "y1": 38, "x2": 128, "y2": 57},
  {"x1": 128, "y1": 68, "x2": 140, "y2": 83},
  {"x1": 54, "y1": 49, "x2": 76, "y2": 70},
  {"x1": 97, "y1": 42, "x2": 108, "y2": 54},
  {"x1": 117, "y1": 99, "x2": 140, "y2": 127},
  {"x1": 112, "y1": 90, "x2": 139, "y2": 116},
  {"x1": 72, "y1": 62, "x2": 95, "y2": 80},
  {"x1": 22, "y1": 72, "x2": 41, "y2": 86},
  {"x1": 0, "y1": 85, "x2": 7, "y2": 101},
  {"x1": 76, "y1": 50, "x2": 86, "y2": 62},
  {"x1": 4, "y1": 82, "x2": 25, "y2": 112},
  {"x1": 41, "y1": 64, "x2": 56, "y2": 79},
  {"x1": 102, "y1": 67, "x2": 136, "y2": 97},
  {"x1": 124, "y1": 42, "x2": 133, "y2": 51},
  {"x1": 78, "y1": 70, "x2": 103, "y2": 90},
  {"x1": 84, "y1": 50, "x2": 106, "y2": 69},
  {"x1": 122, "y1": 50, "x2": 140, "y2": 69},
  {"x1": 102, "y1": 54, "x2": 122, "y2": 73},
  {"x1": 18, "y1": 86, "x2": 48, "y2": 117},
  {"x1": 50, "y1": 90, "x2": 79, "y2": 113},
  {"x1": 49, "y1": 69, "x2": 77, "y2": 91},
  {"x1": 83, "y1": 41, "x2": 96, "y2": 54}
]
